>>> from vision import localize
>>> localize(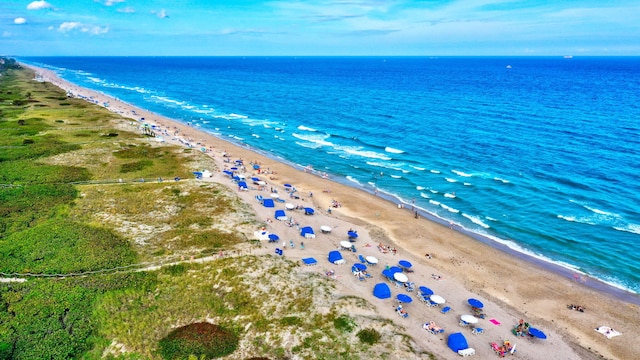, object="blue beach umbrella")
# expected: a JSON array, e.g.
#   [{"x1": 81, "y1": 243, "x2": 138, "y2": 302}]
[
  {"x1": 388, "y1": 266, "x2": 403, "y2": 275},
  {"x1": 373, "y1": 283, "x2": 391, "y2": 299},
  {"x1": 396, "y1": 293, "x2": 413, "y2": 303},
  {"x1": 528, "y1": 327, "x2": 547, "y2": 339},
  {"x1": 468, "y1": 298, "x2": 484, "y2": 309},
  {"x1": 382, "y1": 269, "x2": 394, "y2": 279},
  {"x1": 352, "y1": 263, "x2": 367, "y2": 271},
  {"x1": 284, "y1": 183, "x2": 292, "y2": 188},
  {"x1": 398, "y1": 260, "x2": 412, "y2": 268},
  {"x1": 268, "y1": 234, "x2": 280, "y2": 241},
  {"x1": 419, "y1": 286, "x2": 434, "y2": 296}
]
